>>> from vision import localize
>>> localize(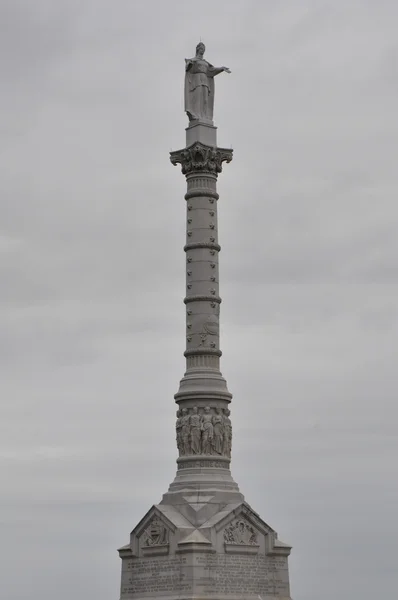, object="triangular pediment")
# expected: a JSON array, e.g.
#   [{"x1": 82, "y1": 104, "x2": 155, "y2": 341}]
[
  {"x1": 132, "y1": 504, "x2": 192, "y2": 539},
  {"x1": 198, "y1": 502, "x2": 278, "y2": 555},
  {"x1": 132, "y1": 505, "x2": 175, "y2": 540},
  {"x1": 204, "y1": 502, "x2": 276, "y2": 537}
]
